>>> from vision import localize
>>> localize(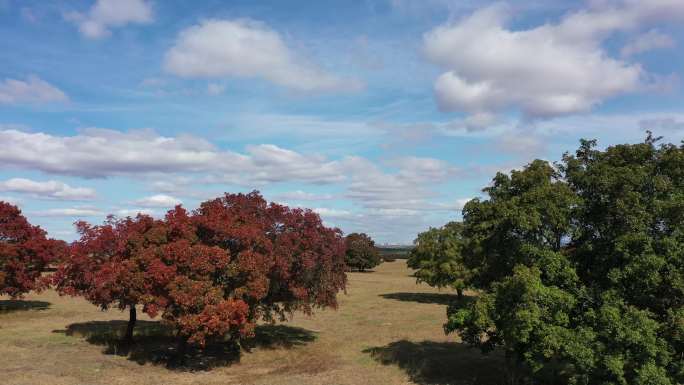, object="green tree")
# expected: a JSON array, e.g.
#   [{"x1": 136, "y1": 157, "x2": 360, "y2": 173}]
[
  {"x1": 443, "y1": 136, "x2": 684, "y2": 384},
  {"x1": 345, "y1": 233, "x2": 381, "y2": 271},
  {"x1": 407, "y1": 222, "x2": 469, "y2": 298}
]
